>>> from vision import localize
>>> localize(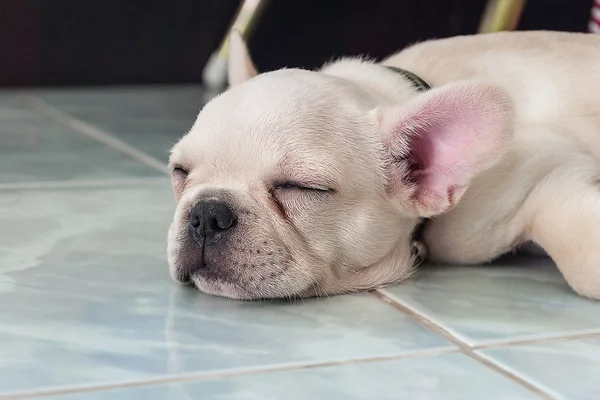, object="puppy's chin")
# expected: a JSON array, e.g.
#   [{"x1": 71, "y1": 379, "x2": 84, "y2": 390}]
[
  {"x1": 191, "y1": 275, "x2": 256, "y2": 300},
  {"x1": 189, "y1": 272, "x2": 314, "y2": 300}
]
